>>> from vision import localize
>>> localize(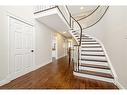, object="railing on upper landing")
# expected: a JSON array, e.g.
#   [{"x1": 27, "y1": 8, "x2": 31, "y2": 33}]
[{"x1": 34, "y1": 5, "x2": 71, "y2": 27}]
